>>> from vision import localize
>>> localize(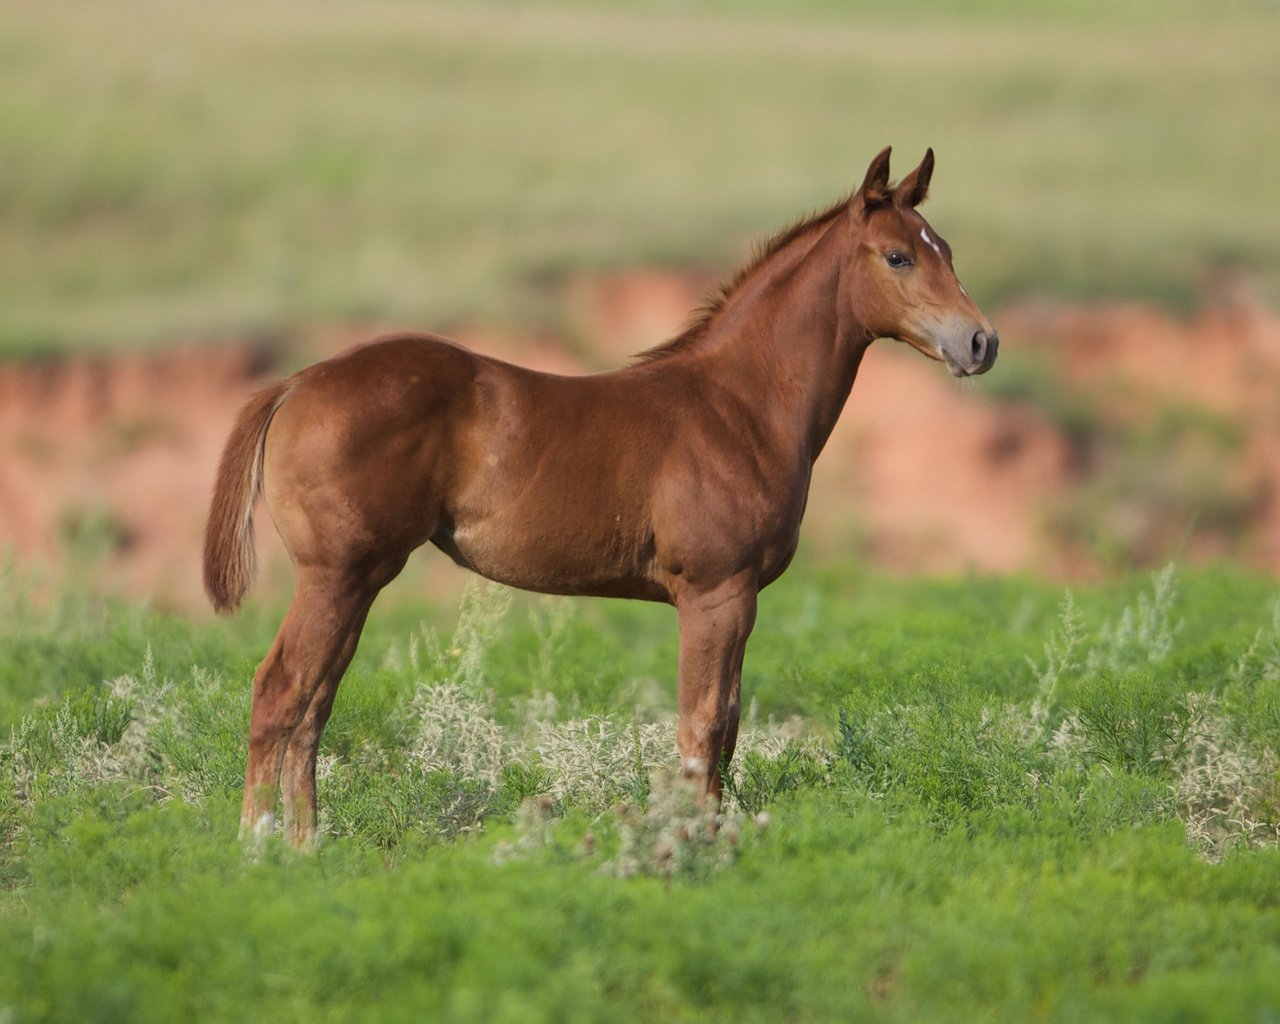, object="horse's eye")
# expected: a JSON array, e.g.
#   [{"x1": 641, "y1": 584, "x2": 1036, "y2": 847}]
[{"x1": 885, "y1": 251, "x2": 912, "y2": 269}]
